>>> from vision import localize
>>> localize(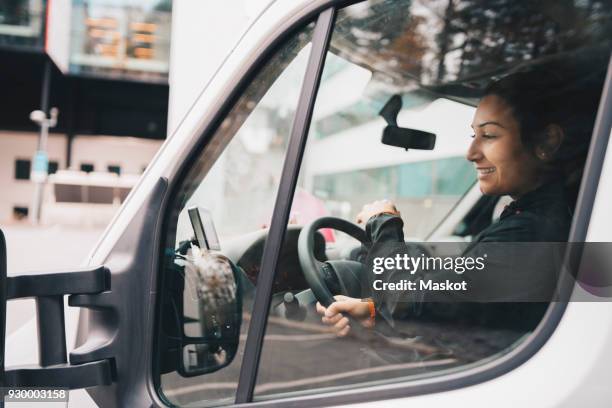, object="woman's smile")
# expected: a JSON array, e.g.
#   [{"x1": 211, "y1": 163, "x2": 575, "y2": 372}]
[{"x1": 476, "y1": 167, "x2": 496, "y2": 178}]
